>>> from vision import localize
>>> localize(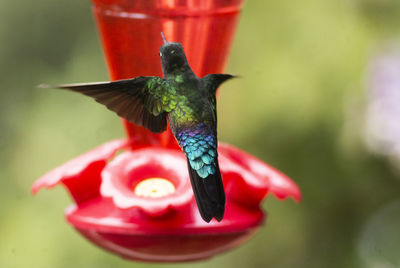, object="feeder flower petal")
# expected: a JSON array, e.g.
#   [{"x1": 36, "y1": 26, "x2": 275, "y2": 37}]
[
  {"x1": 32, "y1": 139, "x2": 130, "y2": 204},
  {"x1": 100, "y1": 148, "x2": 193, "y2": 217},
  {"x1": 219, "y1": 143, "x2": 301, "y2": 207}
]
